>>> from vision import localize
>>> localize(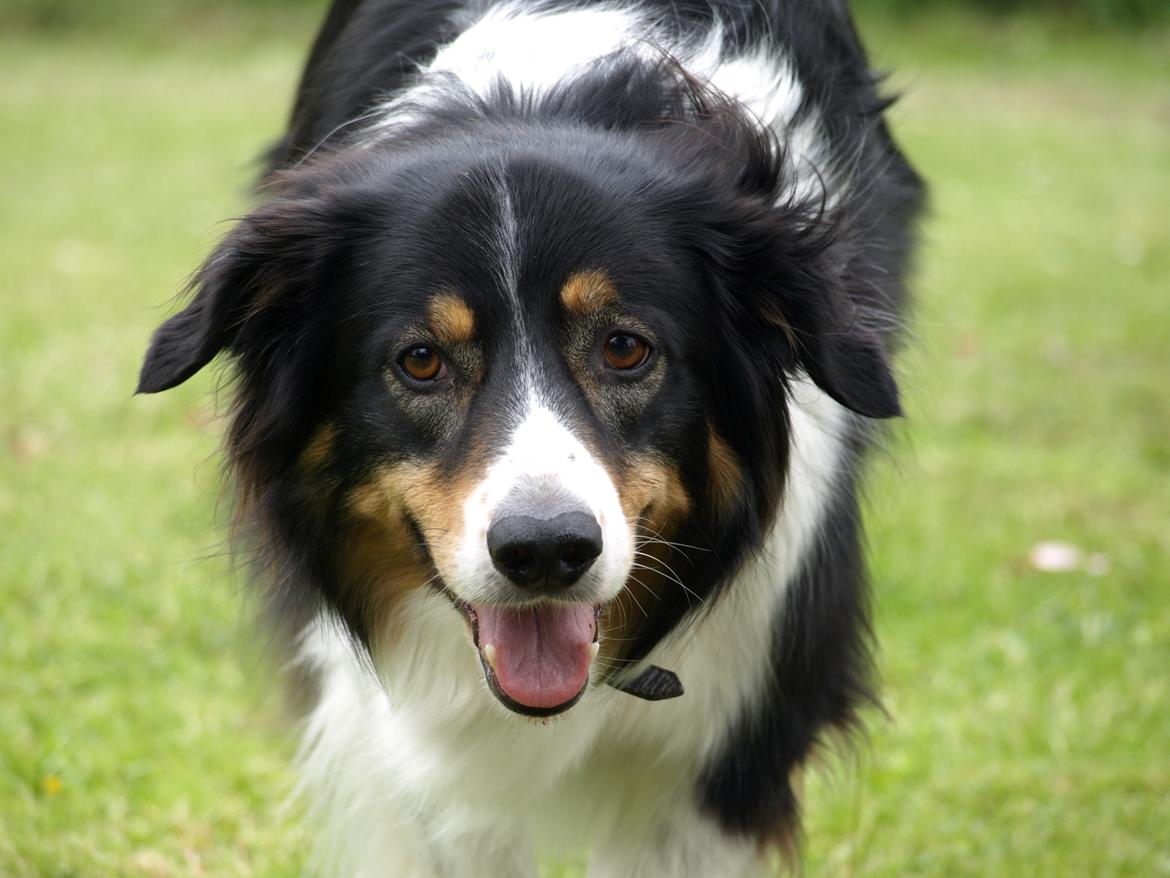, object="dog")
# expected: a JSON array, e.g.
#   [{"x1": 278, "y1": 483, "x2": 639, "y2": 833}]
[{"x1": 138, "y1": 1, "x2": 923, "y2": 874}]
